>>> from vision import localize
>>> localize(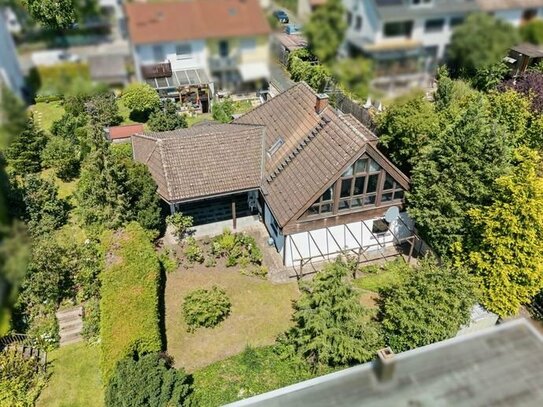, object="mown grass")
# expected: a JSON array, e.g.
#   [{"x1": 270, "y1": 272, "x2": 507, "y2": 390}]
[
  {"x1": 37, "y1": 342, "x2": 104, "y2": 407},
  {"x1": 353, "y1": 259, "x2": 409, "y2": 293},
  {"x1": 165, "y1": 266, "x2": 299, "y2": 372},
  {"x1": 29, "y1": 102, "x2": 65, "y2": 132}
]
